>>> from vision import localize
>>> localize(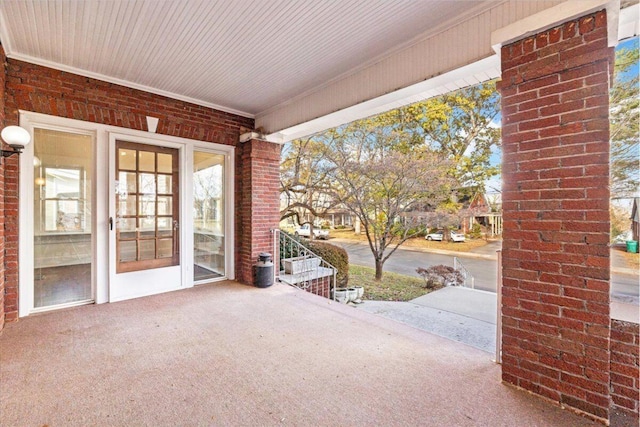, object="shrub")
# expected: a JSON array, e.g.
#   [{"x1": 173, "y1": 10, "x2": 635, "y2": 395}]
[
  {"x1": 470, "y1": 223, "x2": 482, "y2": 239},
  {"x1": 307, "y1": 240, "x2": 349, "y2": 288},
  {"x1": 416, "y1": 265, "x2": 463, "y2": 288}
]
